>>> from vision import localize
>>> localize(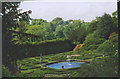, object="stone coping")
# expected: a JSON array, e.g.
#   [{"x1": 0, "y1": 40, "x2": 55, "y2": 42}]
[{"x1": 67, "y1": 55, "x2": 80, "y2": 56}]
